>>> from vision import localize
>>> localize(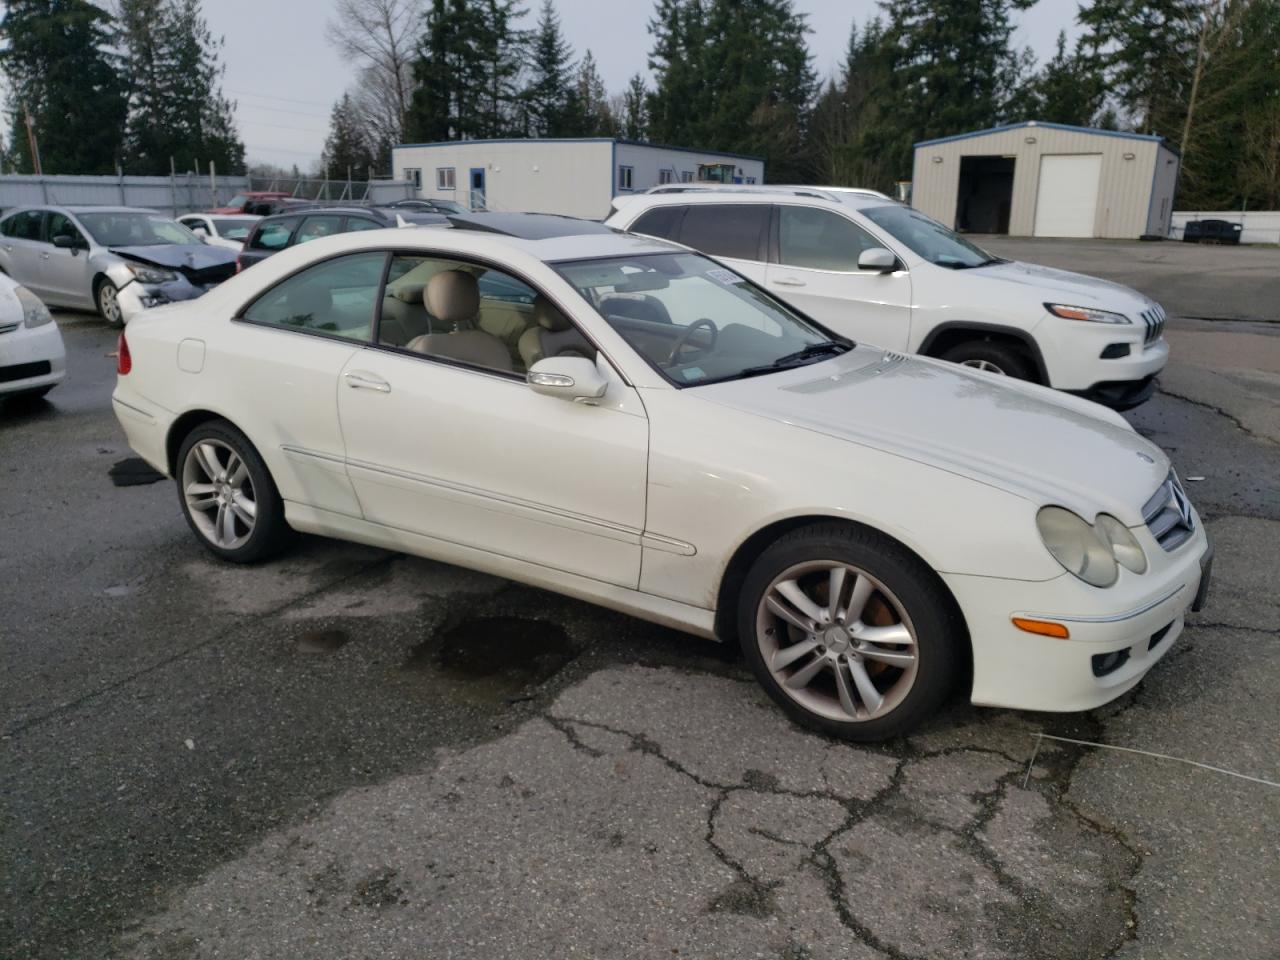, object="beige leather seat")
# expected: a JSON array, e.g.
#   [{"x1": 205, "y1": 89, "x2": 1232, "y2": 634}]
[
  {"x1": 379, "y1": 282, "x2": 432, "y2": 346},
  {"x1": 517, "y1": 295, "x2": 594, "y2": 369},
  {"x1": 406, "y1": 271, "x2": 512, "y2": 372}
]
